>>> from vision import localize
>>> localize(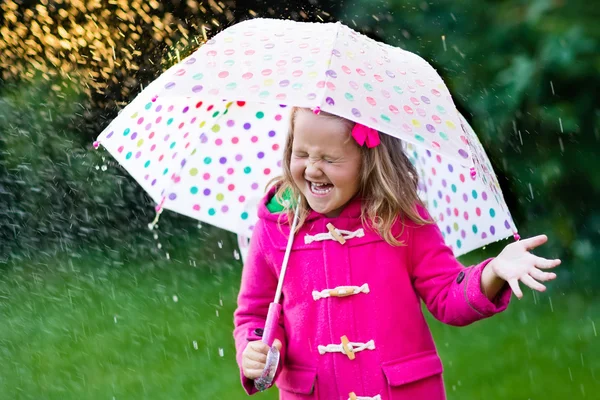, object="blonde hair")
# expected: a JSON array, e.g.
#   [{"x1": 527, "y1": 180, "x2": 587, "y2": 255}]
[{"x1": 268, "y1": 107, "x2": 432, "y2": 246}]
